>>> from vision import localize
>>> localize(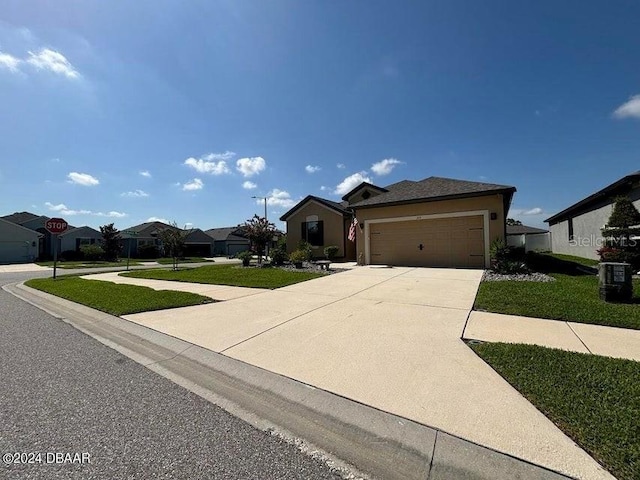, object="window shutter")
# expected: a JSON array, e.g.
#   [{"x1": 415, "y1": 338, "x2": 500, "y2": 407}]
[
  {"x1": 317, "y1": 221, "x2": 324, "y2": 245},
  {"x1": 301, "y1": 222, "x2": 307, "y2": 241}
]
